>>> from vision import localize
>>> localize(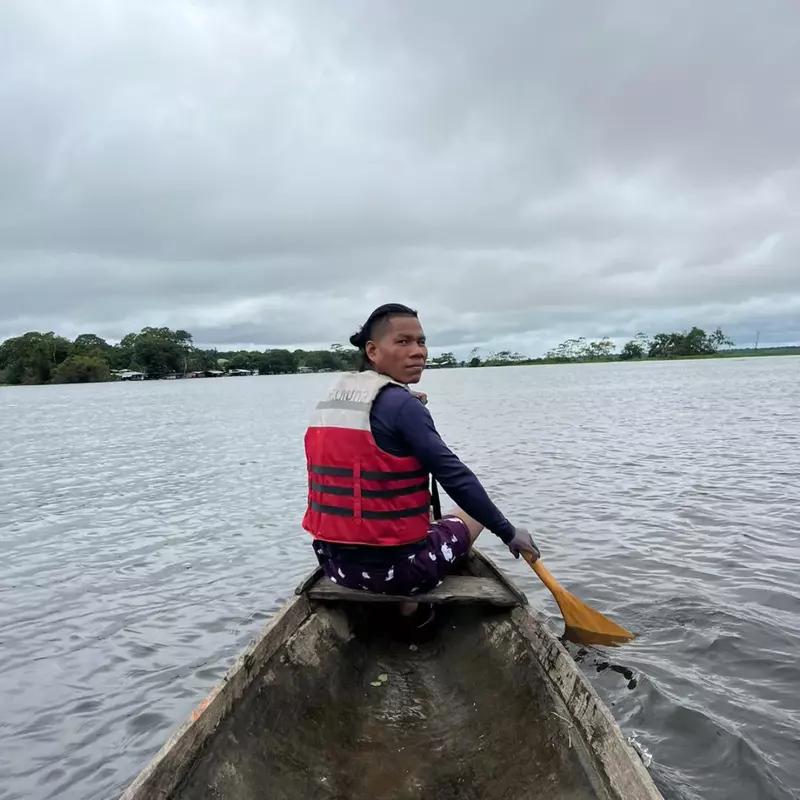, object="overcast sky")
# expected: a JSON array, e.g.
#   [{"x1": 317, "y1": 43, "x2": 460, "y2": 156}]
[{"x1": 1, "y1": 1, "x2": 799, "y2": 356}]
